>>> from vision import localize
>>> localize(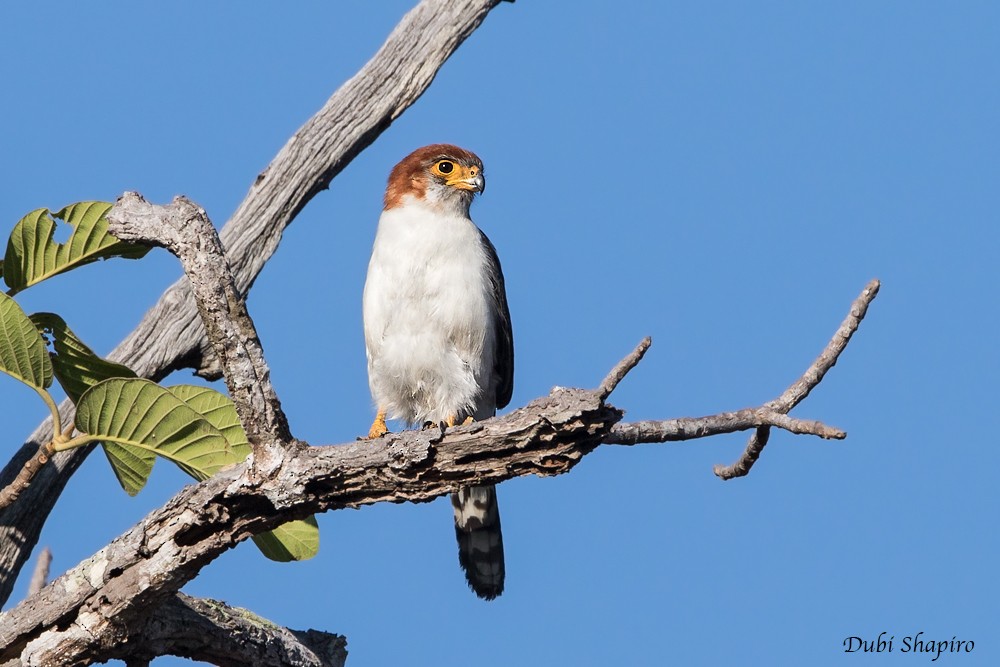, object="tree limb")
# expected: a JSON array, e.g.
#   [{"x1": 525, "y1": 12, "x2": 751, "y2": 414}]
[
  {"x1": 0, "y1": 268, "x2": 877, "y2": 665},
  {"x1": 0, "y1": 384, "x2": 617, "y2": 665},
  {"x1": 0, "y1": 444, "x2": 54, "y2": 512},
  {"x1": 109, "y1": 593, "x2": 347, "y2": 667},
  {"x1": 1, "y1": 593, "x2": 347, "y2": 667},
  {"x1": 711, "y1": 278, "x2": 880, "y2": 479},
  {"x1": 106, "y1": 193, "x2": 297, "y2": 466},
  {"x1": 0, "y1": 0, "x2": 510, "y2": 606},
  {"x1": 24, "y1": 549, "x2": 50, "y2": 599},
  {"x1": 597, "y1": 336, "x2": 651, "y2": 399},
  {"x1": 601, "y1": 280, "x2": 879, "y2": 478}
]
